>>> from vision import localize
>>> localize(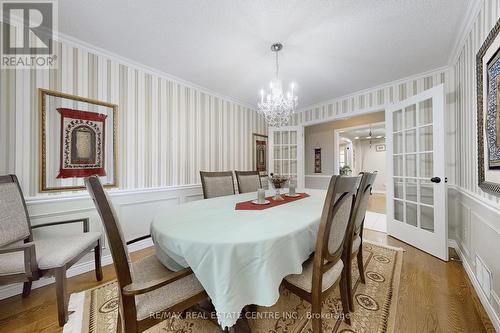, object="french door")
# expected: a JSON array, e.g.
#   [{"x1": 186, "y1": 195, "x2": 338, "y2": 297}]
[
  {"x1": 268, "y1": 126, "x2": 305, "y2": 189},
  {"x1": 386, "y1": 84, "x2": 448, "y2": 261}
]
